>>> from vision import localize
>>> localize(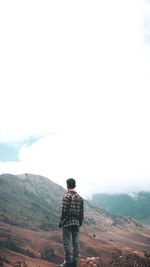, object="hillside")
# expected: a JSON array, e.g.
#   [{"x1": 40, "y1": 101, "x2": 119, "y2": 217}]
[
  {"x1": 0, "y1": 173, "x2": 65, "y2": 230},
  {"x1": 0, "y1": 173, "x2": 150, "y2": 266},
  {"x1": 0, "y1": 220, "x2": 150, "y2": 266},
  {"x1": 91, "y1": 192, "x2": 150, "y2": 225},
  {"x1": 0, "y1": 173, "x2": 119, "y2": 231}
]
